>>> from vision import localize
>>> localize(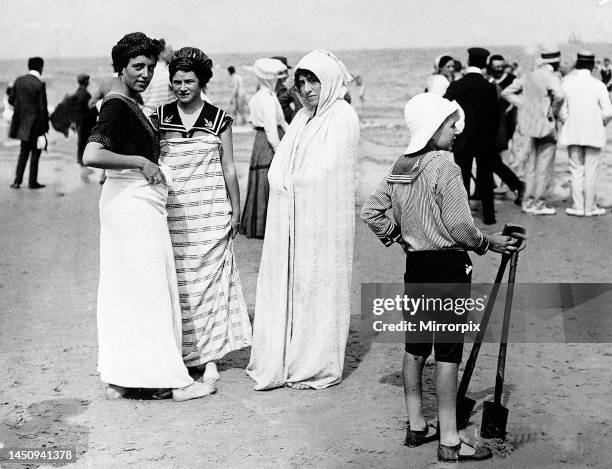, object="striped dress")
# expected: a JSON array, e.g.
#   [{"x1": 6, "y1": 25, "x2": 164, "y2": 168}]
[{"x1": 153, "y1": 101, "x2": 252, "y2": 367}]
